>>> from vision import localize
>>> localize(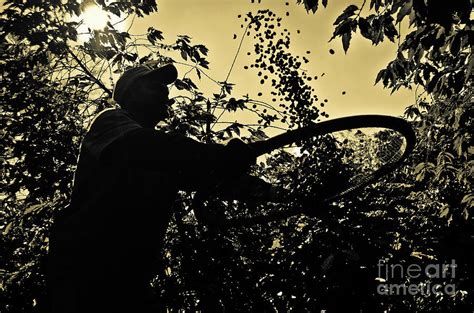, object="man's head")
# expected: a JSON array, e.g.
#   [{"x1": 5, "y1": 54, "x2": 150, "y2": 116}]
[{"x1": 113, "y1": 64, "x2": 178, "y2": 127}]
